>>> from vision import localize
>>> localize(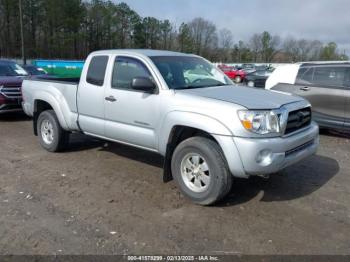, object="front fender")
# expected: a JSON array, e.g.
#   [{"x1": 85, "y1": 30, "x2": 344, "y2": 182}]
[{"x1": 158, "y1": 111, "x2": 233, "y2": 155}]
